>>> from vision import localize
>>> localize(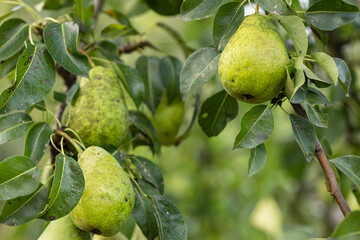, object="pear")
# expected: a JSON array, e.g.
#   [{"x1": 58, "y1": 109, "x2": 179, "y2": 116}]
[
  {"x1": 150, "y1": 95, "x2": 184, "y2": 145},
  {"x1": 68, "y1": 66, "x2": 129, "y2": 147},
  {"x1": 71, "y1": 146, "x2": 135, "y2": 237},
  {"x1": 38, "y1": 214, "x2": 90, "y2": 240},
  {"x1": 93, "y1": 232, "x2": 128, "y2": 240},
  {"x1": 218, "y1": 14, "x2": 288, "y2": 103}
]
